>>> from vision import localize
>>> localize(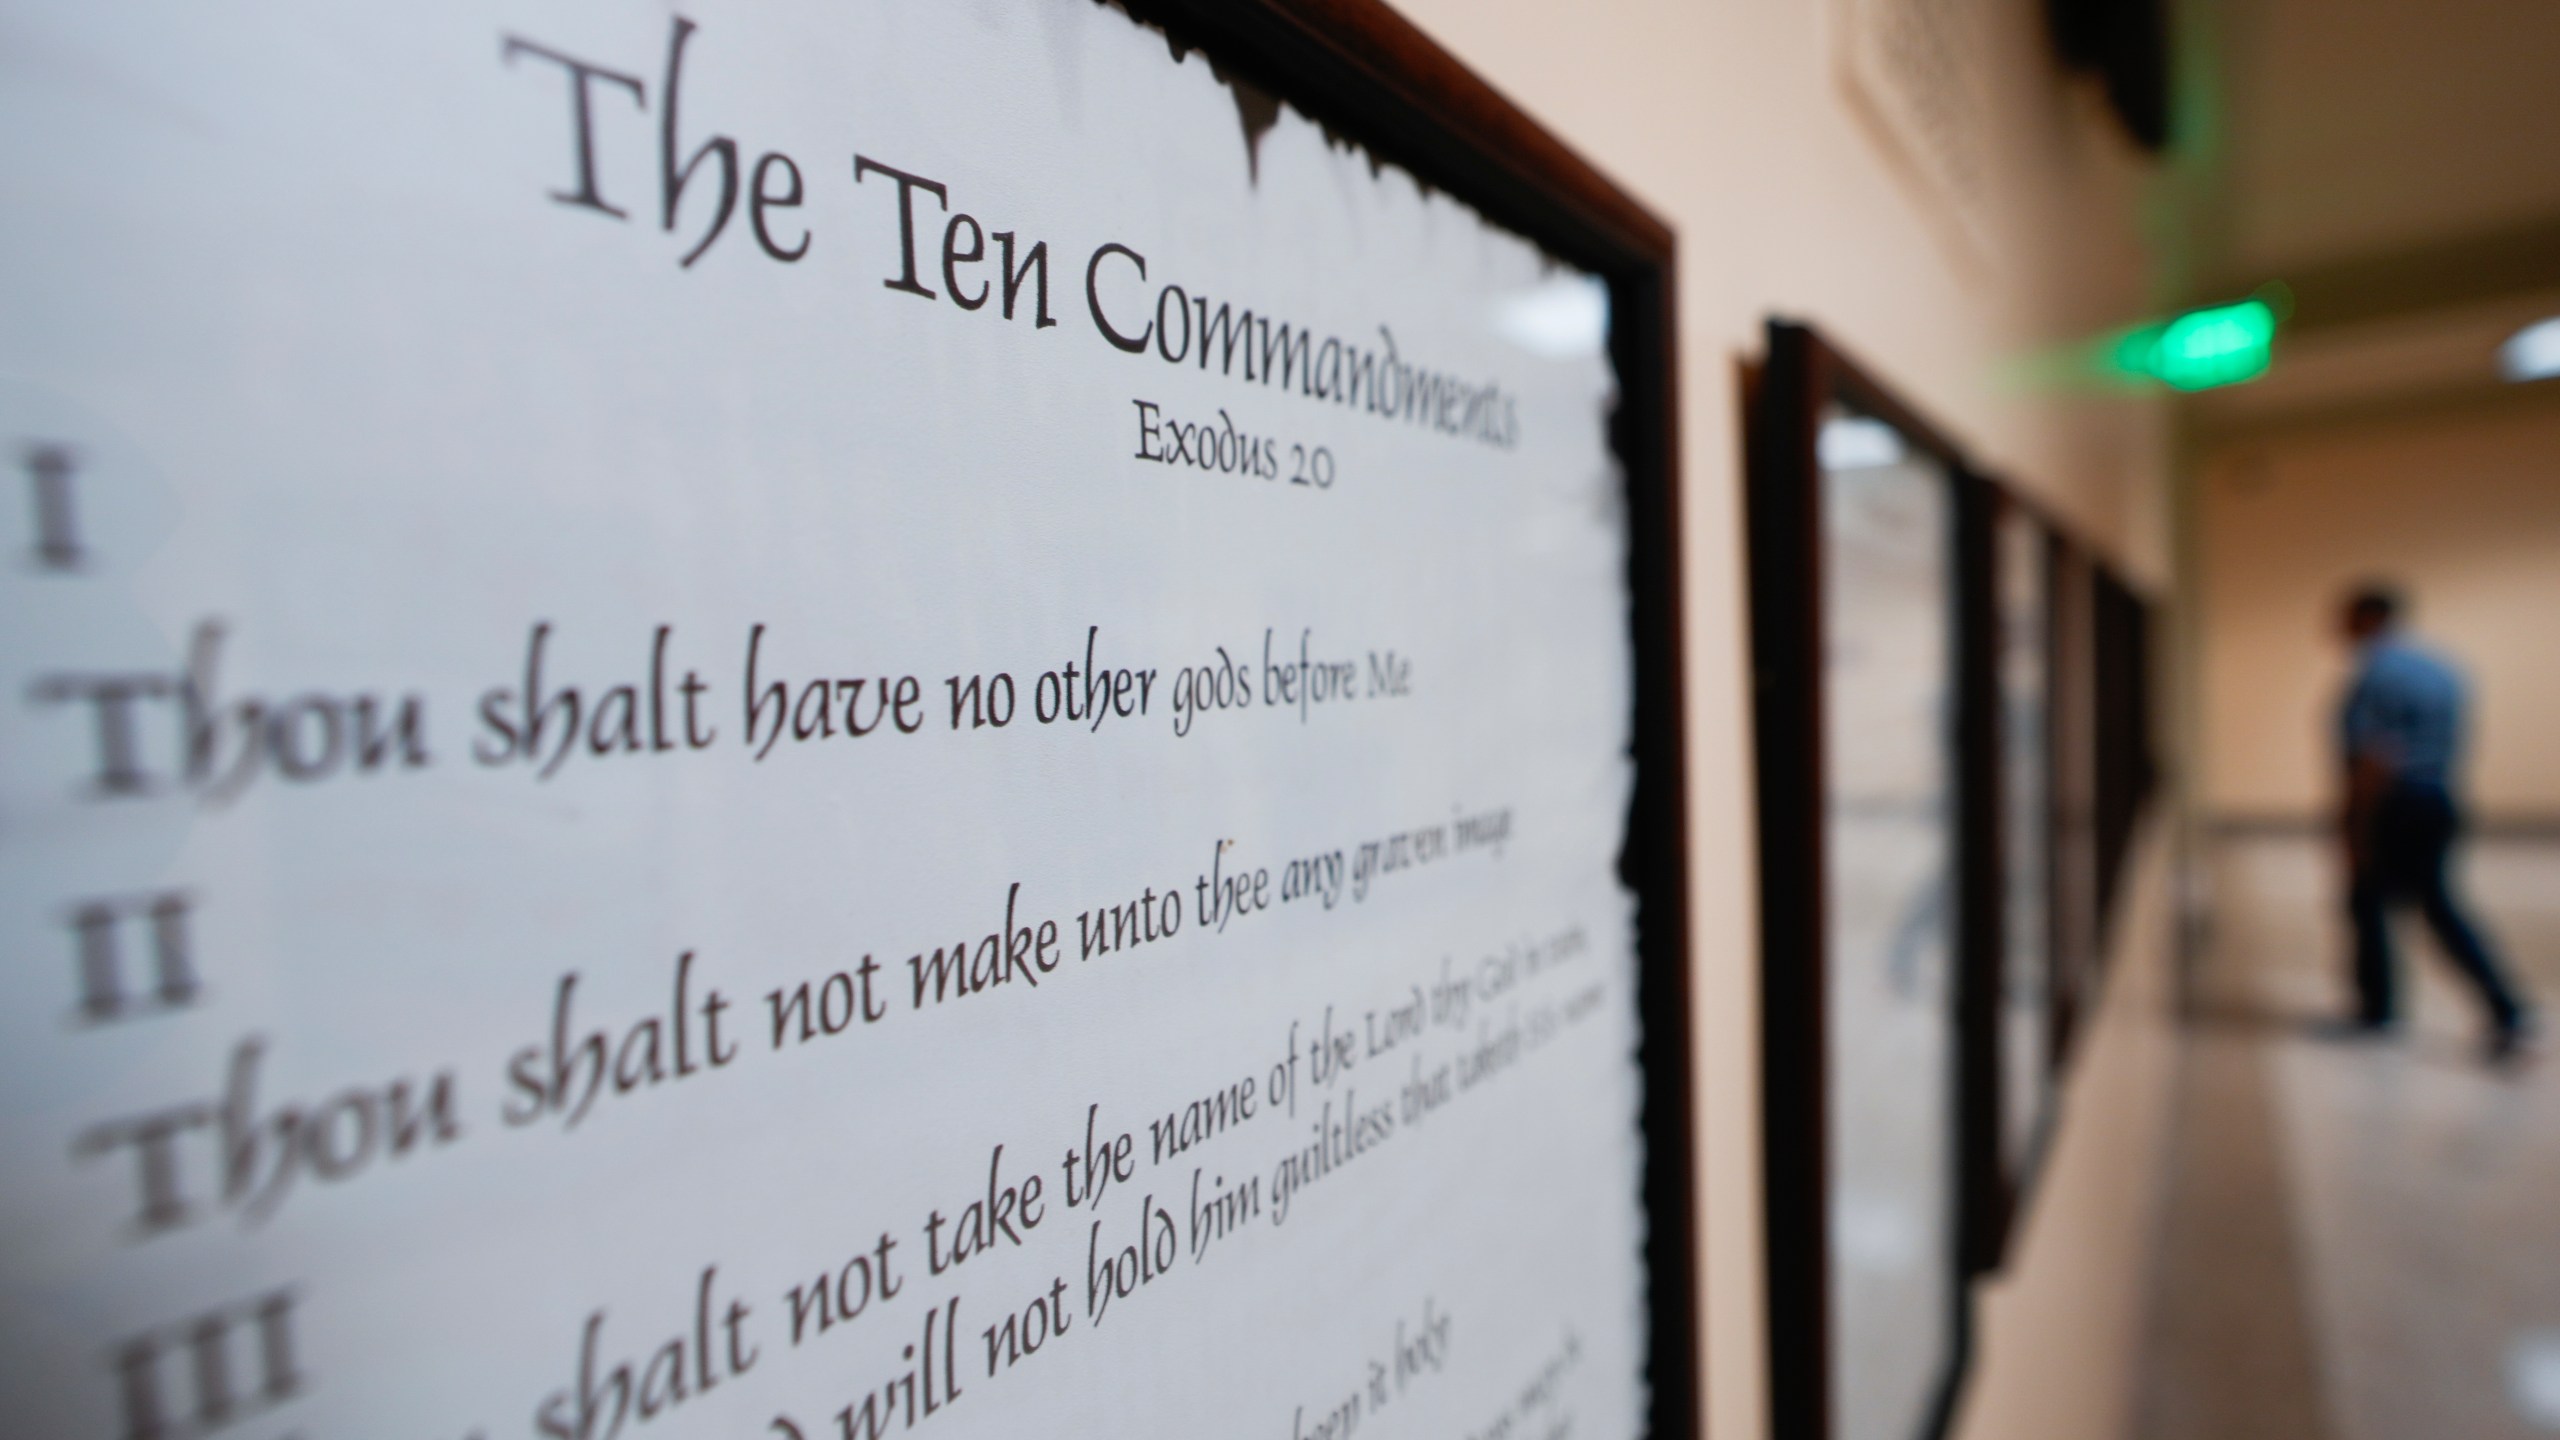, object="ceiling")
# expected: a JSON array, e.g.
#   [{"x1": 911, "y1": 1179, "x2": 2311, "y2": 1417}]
[{"x1": 2178, "y1": 0, "x2": 2560, "y2": 431}]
